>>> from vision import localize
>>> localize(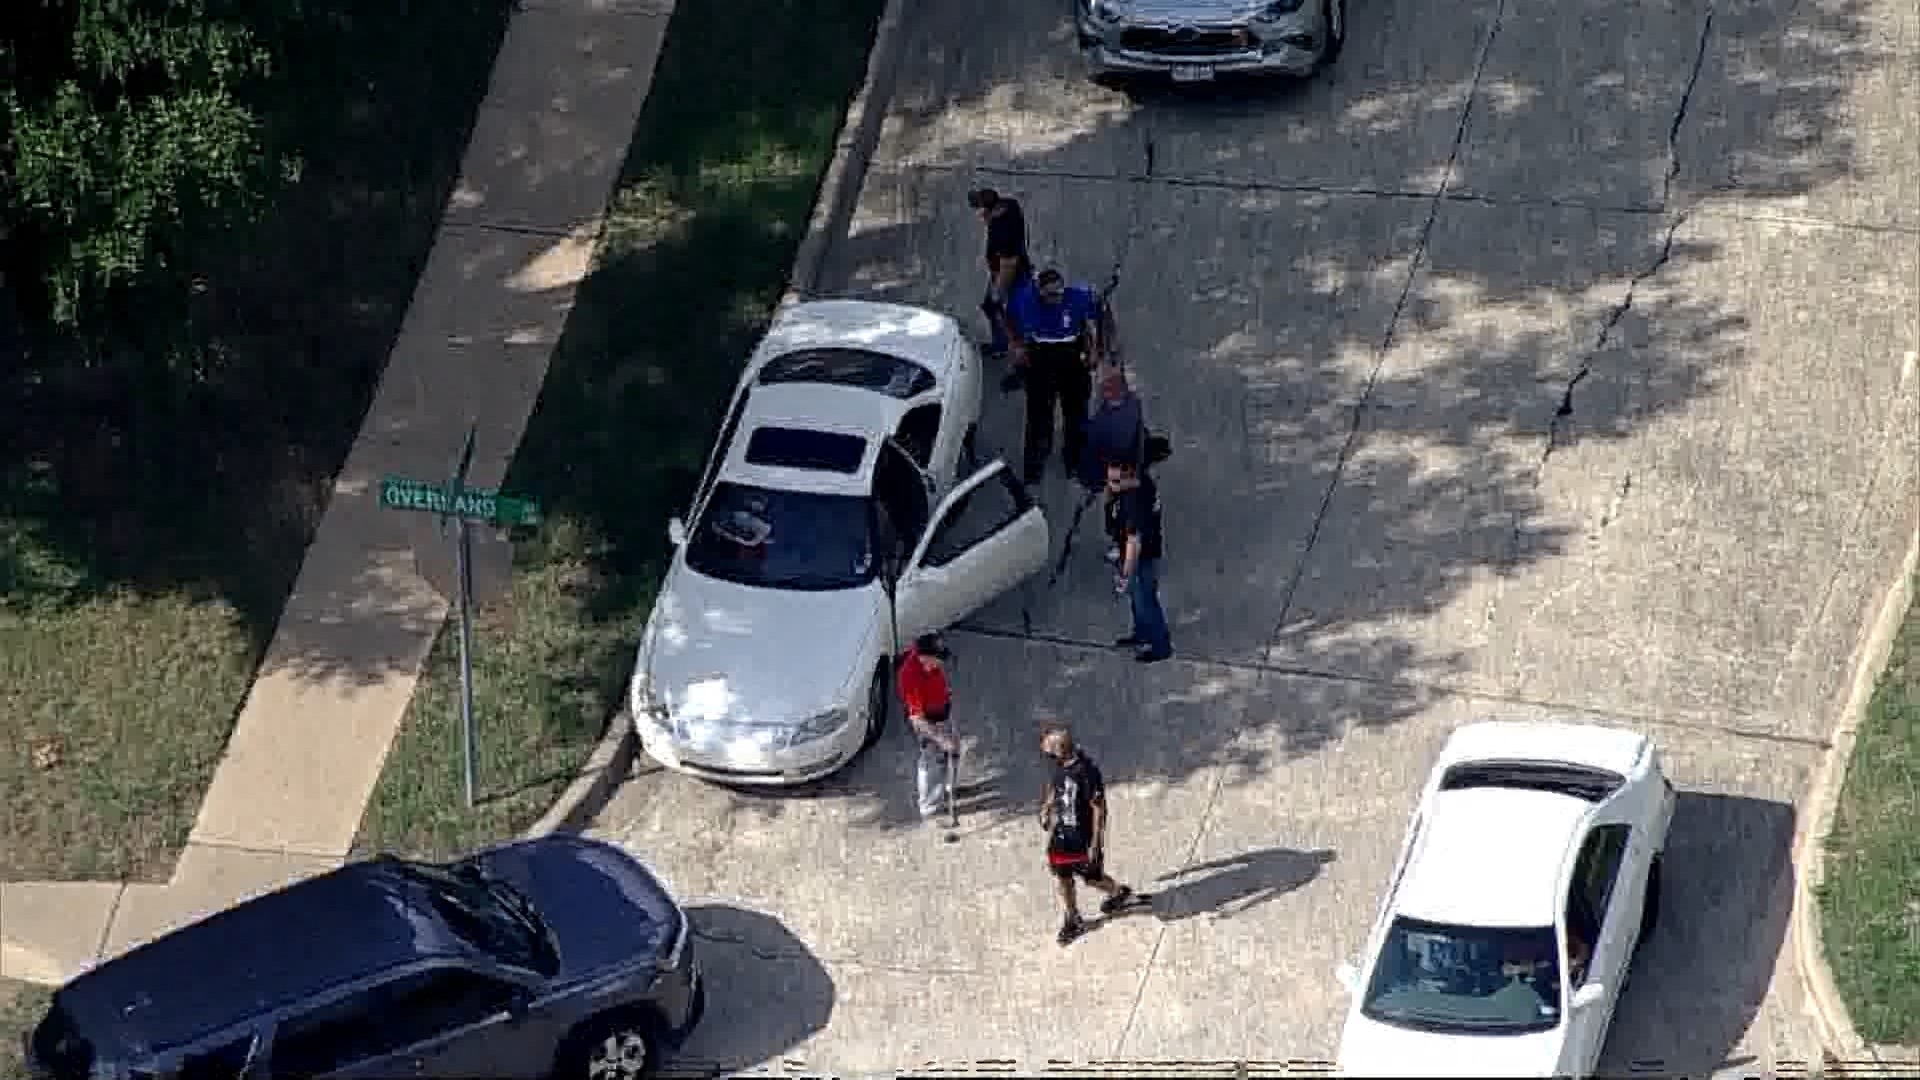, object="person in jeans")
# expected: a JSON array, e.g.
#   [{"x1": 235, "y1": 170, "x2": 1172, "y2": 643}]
[
  {"x1": 1106, "y1": 458, "x2": 1171, "y2": 663},
  {"x1": 896, "y1": 632, "x2": 959, "y2": 818}
]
